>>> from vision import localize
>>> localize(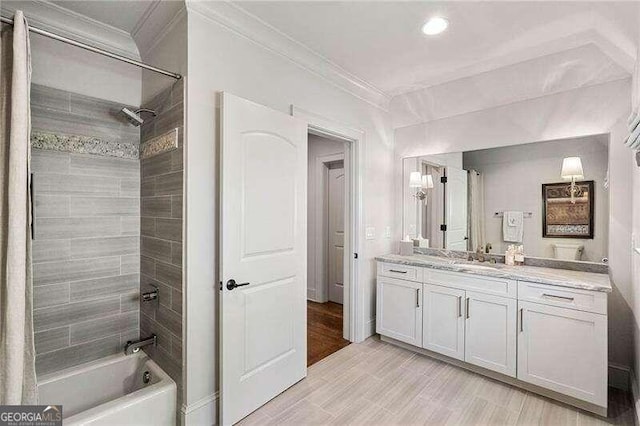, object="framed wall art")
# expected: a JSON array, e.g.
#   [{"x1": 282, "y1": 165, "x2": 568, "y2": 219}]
[{"x1": 542, "y1": 181, "x2": 594, "y2": 239}]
